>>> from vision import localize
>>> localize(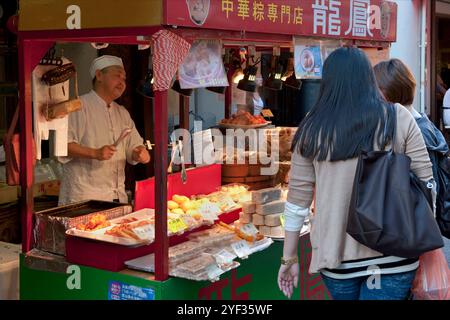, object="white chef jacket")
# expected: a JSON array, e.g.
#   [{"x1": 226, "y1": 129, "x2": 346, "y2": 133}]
[{"x1": 58, "y1": 90, "x2": 144, "y2": 205}]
